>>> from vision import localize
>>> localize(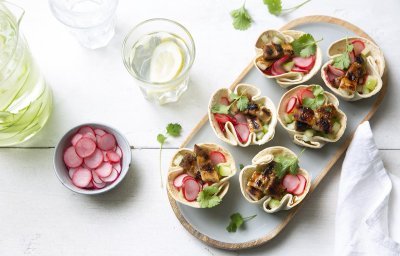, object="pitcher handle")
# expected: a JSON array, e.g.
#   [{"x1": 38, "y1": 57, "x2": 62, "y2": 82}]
[{"x1": 0, "y1": 0, "x2": 25, "y2": 25}]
